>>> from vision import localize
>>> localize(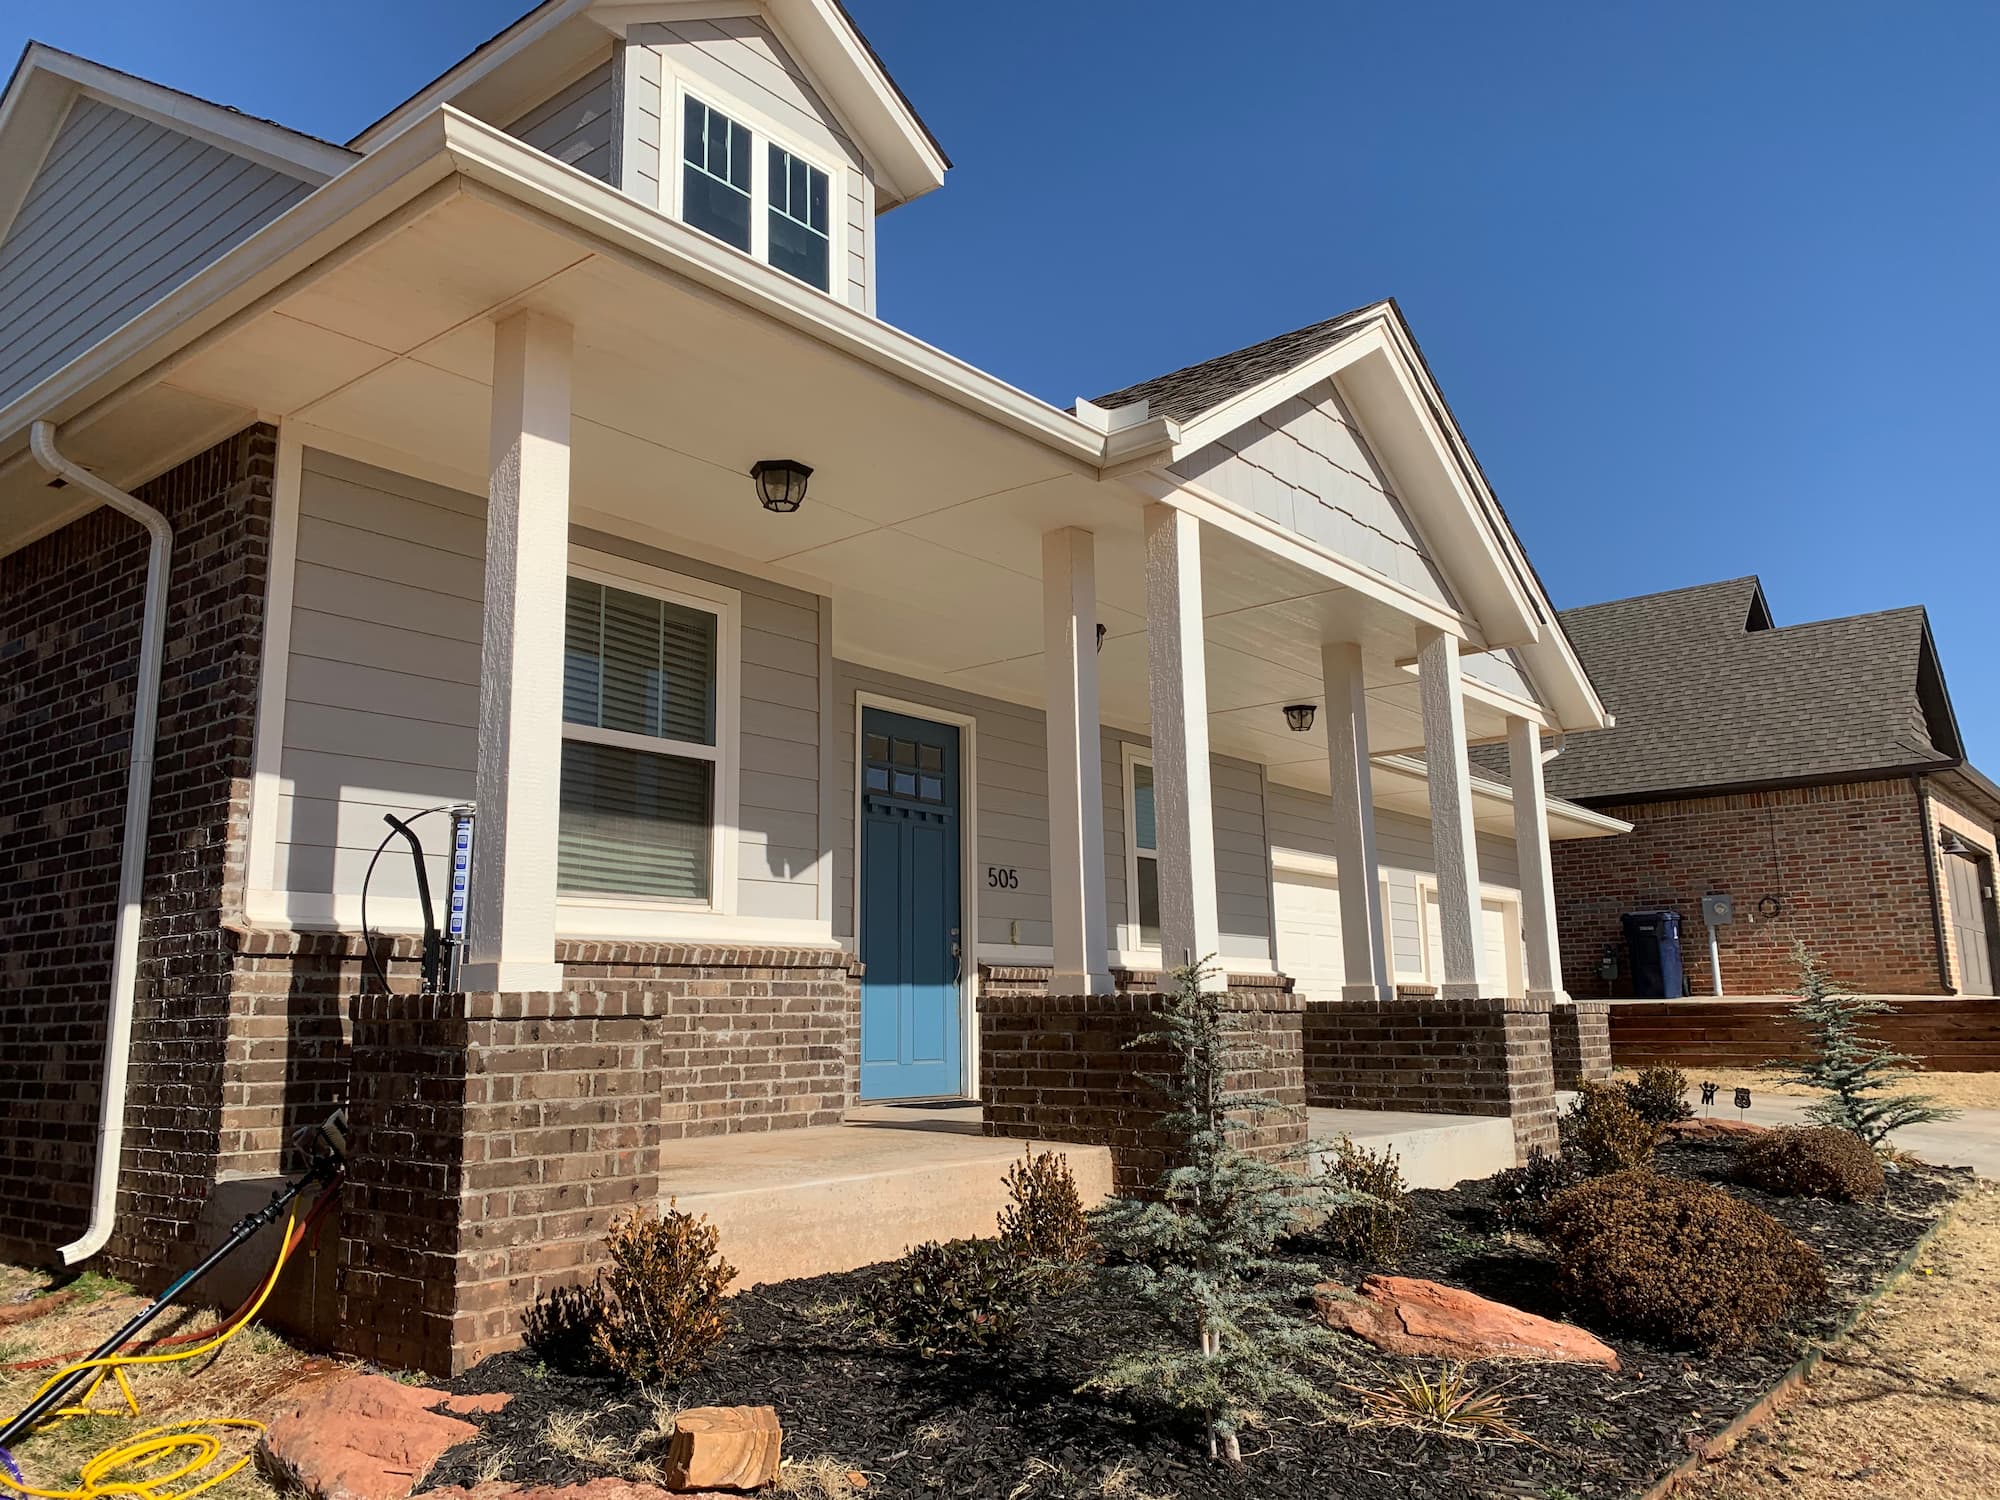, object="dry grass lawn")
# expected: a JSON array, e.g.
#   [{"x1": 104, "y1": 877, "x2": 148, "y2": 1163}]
[
  {"x1": 1614, "y1": 1066, "x2": 2000, "y2": 1113},
  {"x1": 0, "y1": 1266, "x2": 336, "y2": 1500},
  {"x1": 1679, "y1": 1180, "x2": 2000, "y2": 1500}
]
